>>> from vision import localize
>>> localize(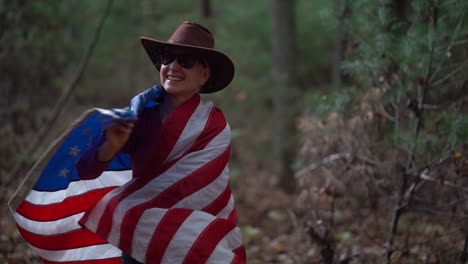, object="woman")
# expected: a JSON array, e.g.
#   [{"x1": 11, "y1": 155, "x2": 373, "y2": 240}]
[{"x1": 77, "y1": 22, "x2": 245, "y2": 263}]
